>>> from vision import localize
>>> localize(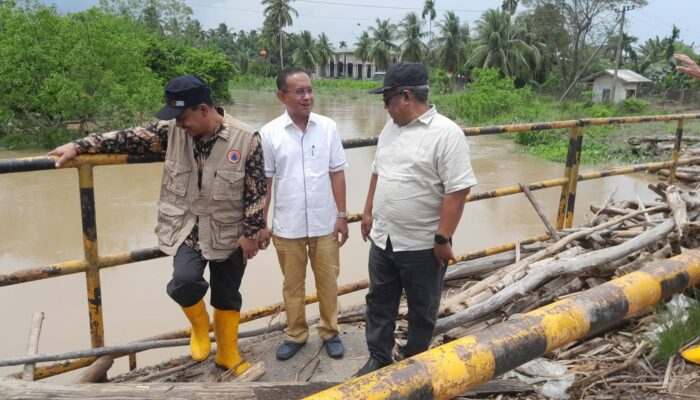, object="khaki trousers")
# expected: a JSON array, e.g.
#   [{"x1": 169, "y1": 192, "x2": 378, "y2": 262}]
[{"x1": 272, "y1": 233, "x2": 340, "y2": 343}]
